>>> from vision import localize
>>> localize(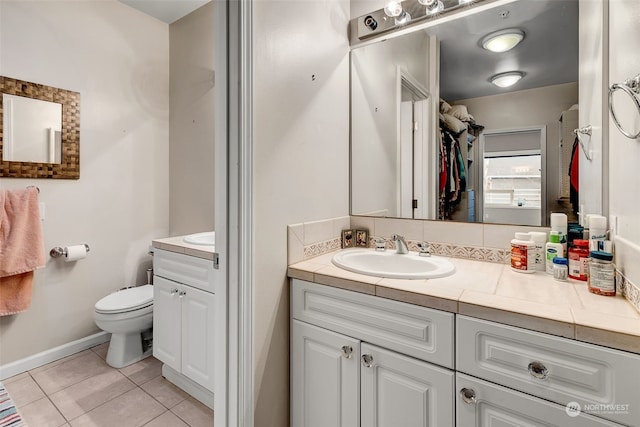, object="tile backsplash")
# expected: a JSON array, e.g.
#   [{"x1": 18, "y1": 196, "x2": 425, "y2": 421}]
[
  {"x1": 287, "y1": 215, "x2": 640, "y2": 314},
  {"x1": 288, "y1": 215, "x2": 546, "y2": 265}
]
